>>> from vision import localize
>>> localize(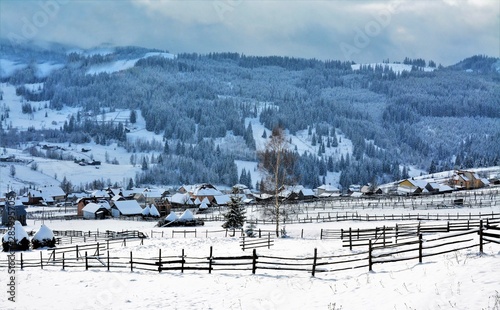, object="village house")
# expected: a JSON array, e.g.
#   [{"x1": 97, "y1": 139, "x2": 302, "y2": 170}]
[
  {"x1": 450, "y1": 170, "x2": 488, "y2": 190},
  {"x1": 396, "y1": 179, "x2": 429, "y2": 195},
  {"x1": 111, "y1": 200, "x2": 143, "y2": 217},
  {"x1": 180, "y1": 184, "x2": 224, "y2": 204},
  {"x1": 316, "y1": 184, "x2": 341, "y2": 198},
  {"x1": 82, "y1": 202, "x2": 110, "y2": 219}
]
